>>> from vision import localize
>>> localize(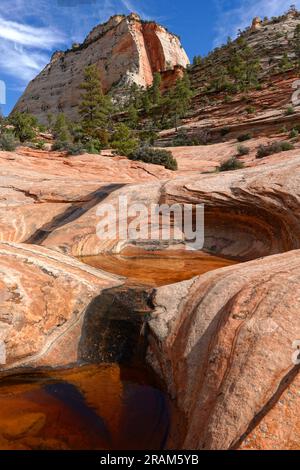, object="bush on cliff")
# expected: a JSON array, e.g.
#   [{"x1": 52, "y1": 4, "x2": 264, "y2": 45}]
[
  {"x1": 237, "y1": 144, "x2": 250, "y2": 156},
  {"x1": 172, "y1": 128, "x2": 201, "y2": 146},
  {"x1": 218, "y1": 157, "x2": 244, "y2": 172},
  {"x1": 256, "y1": 141, "x2": 294, "y2": 158},
  {"x1": 128, "y1": 147, "x2": 178, "y2": 171},
  {"x1": 237, "y1": 133, "x2": 252, "y2": 142},
  {"x1": 0, "y1": 132, "x2": 18, "y2": 151},
  {"x1": 52, "y1": 141, "x2": 85, "y2": 155}
]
